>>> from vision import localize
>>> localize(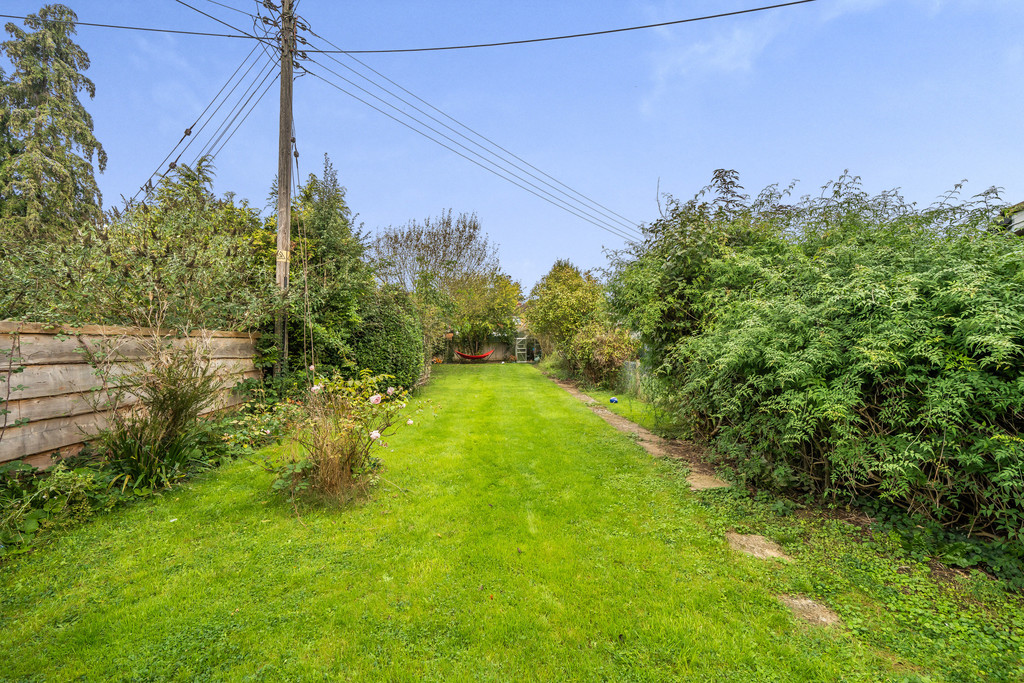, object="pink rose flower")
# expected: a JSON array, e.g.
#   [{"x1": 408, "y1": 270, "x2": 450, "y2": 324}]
[
  {"x1": 370, "y1": 430, "x2": 380, "y2": 440},
  {"x1": 309, "y1": 365, "x2": 315, "y2": 372},
  {"x1": 406, "y1": 419, "x2": 414, "y2": 425},
  {"x1": 311, "y1": 384, "x2": 322, "y2": 393},
  {"x1": 369, "y1": 394, "x2": 382, "y2": 405},
  {"x1": 387, "y1": 387, "x2": 396, "y2": 395}
]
